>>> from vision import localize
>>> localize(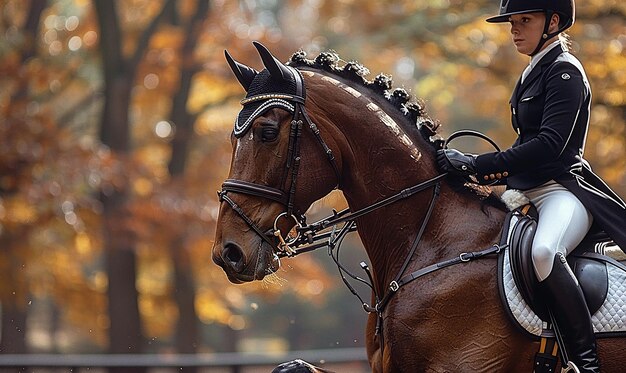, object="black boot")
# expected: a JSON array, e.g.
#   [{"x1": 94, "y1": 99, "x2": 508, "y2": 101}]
[{"x1": 538, "y1": 252, "x2": 600, "y2": 373}]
